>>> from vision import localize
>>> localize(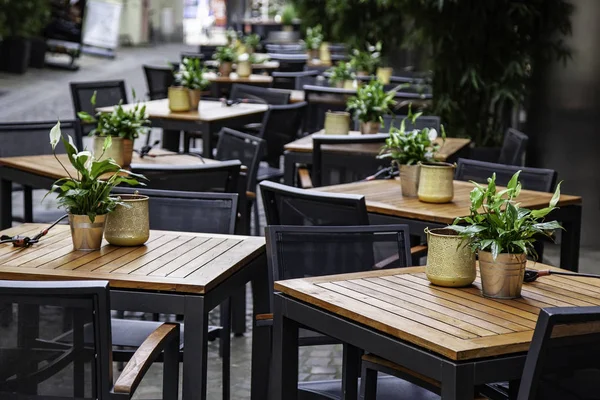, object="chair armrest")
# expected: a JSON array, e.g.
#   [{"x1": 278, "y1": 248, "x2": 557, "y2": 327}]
[
  {"x1": 113, "y1": 323, "x2": 180, "y2": 395},
  {"x1": 255, "y1": 313, "x2": 274, "y2": 327},
  {"x1": 373, "y1": 245, "x2": 428, "y2": 269},
  {"x1": 247, "y1": 191, "x2": 257, "y2": 200},
  {"x1": 298, "y1": 167, "x2": 313, "y2": 189},
  {"x1": 410, "y1": 245, "x2": 428, "y2": 257}
]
